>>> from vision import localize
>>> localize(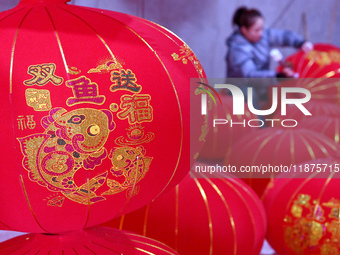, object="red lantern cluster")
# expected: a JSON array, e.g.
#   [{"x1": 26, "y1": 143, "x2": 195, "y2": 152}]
[
  {"x1": 3, "y1": 0, "x2": 340, "y2": 254},
  {"x1": 102, "y1": 169, "x2": 267, "y2": 255}
]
